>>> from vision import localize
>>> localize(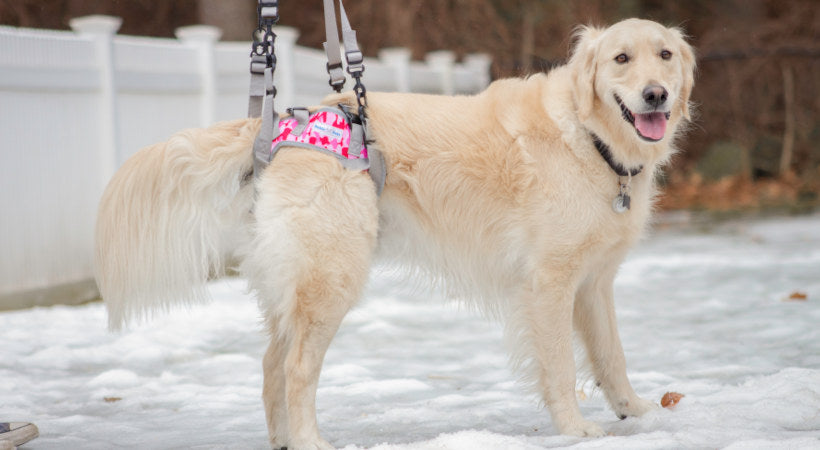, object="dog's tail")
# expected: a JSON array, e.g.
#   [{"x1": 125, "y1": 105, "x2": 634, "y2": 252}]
[{"x1": 95, "y1": 118, "x2": 260, "y2": 329}]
